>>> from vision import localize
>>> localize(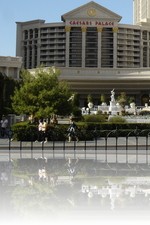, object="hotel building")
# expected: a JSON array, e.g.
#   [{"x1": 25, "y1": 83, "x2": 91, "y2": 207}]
[
  {"x1": 133, "y1": 0, "x2": 150, "y2": 25},
  {"x1": 16, "y1": 1, "x2": 150, "y2": 106}
]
